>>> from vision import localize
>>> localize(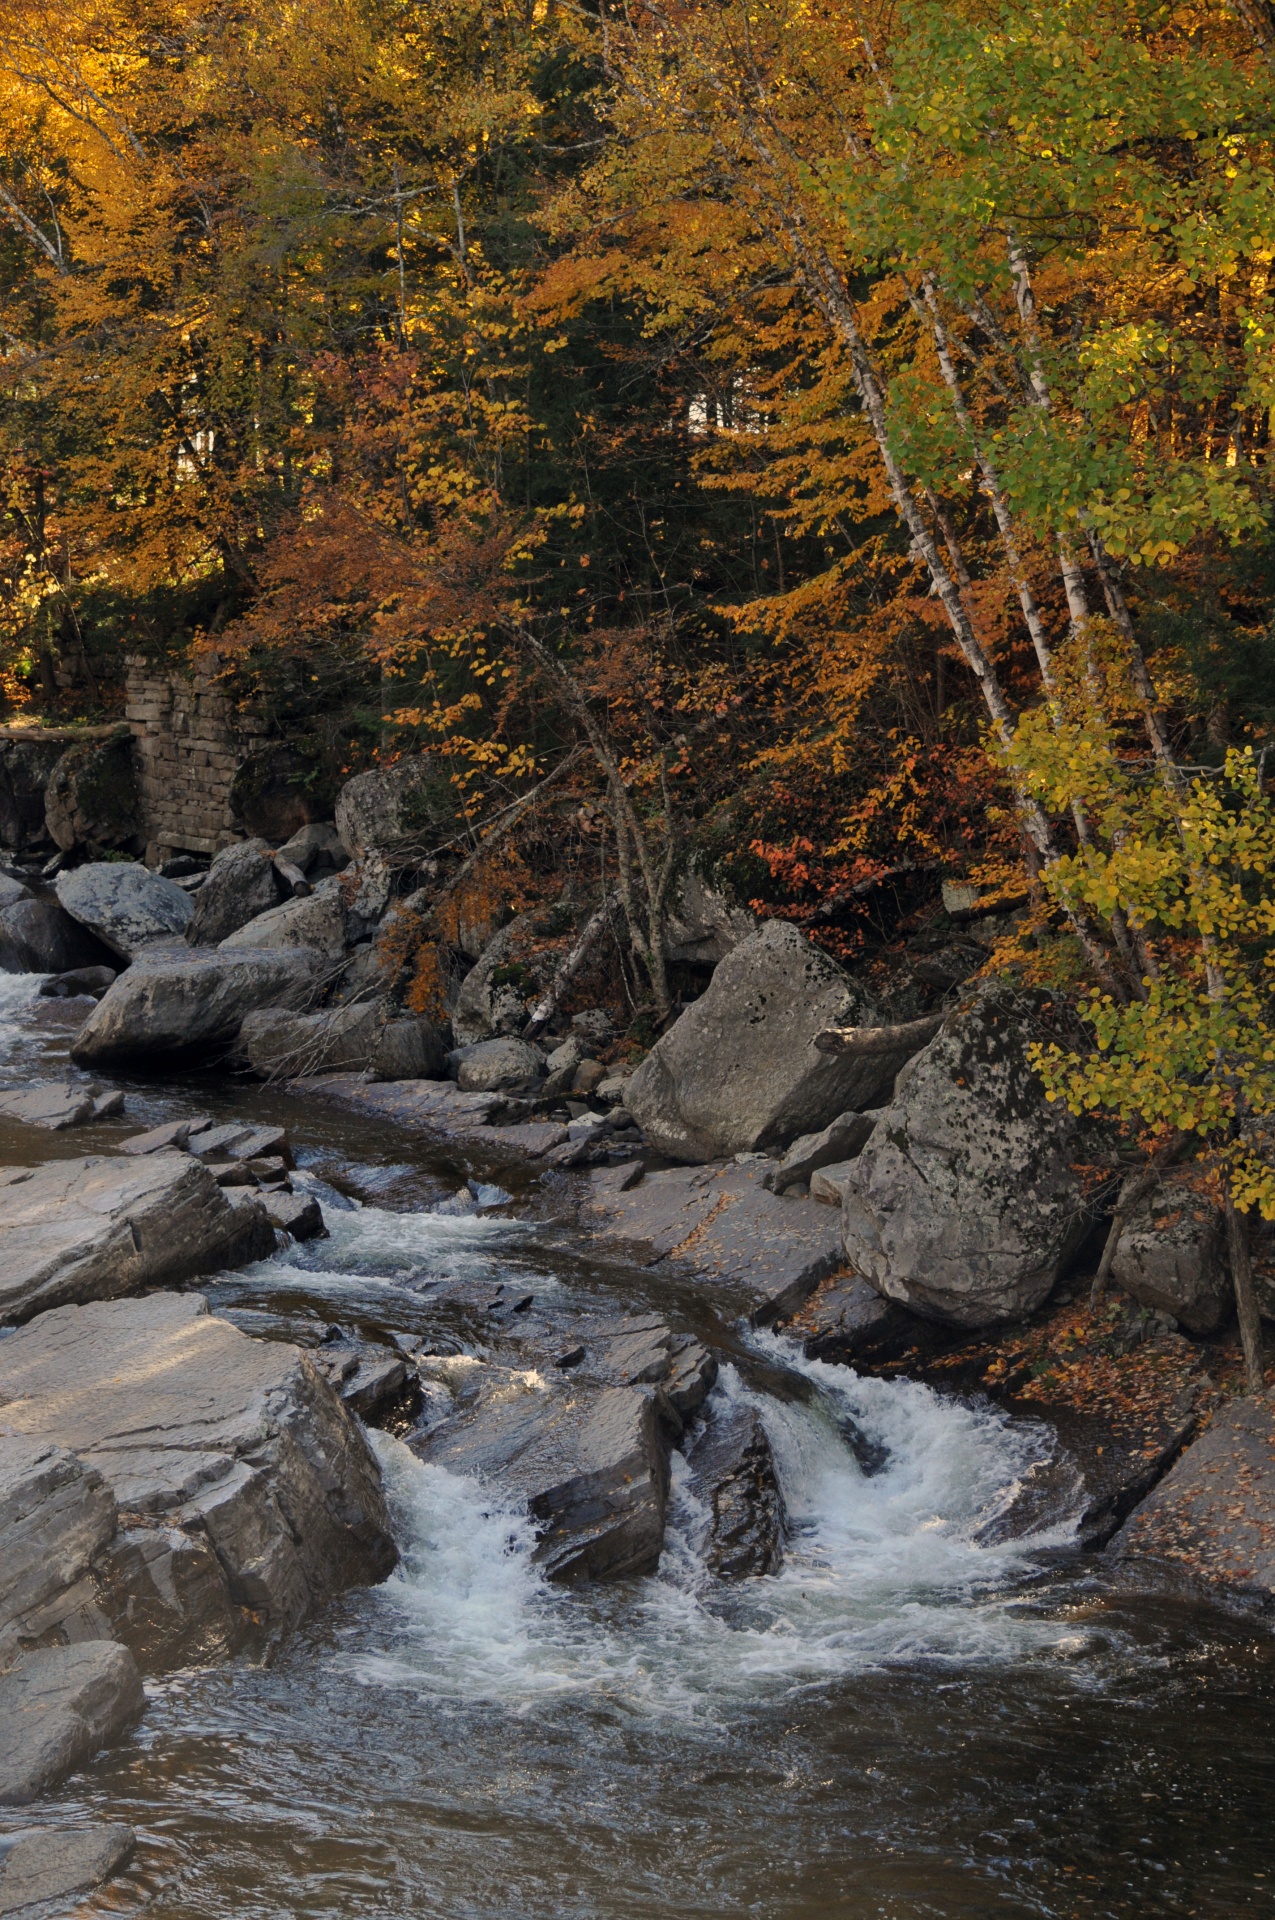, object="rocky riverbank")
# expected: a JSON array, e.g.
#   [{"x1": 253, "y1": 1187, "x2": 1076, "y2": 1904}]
[{"x1": 3, "y1": 762, "x2": 1275, "y2": 1907}]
